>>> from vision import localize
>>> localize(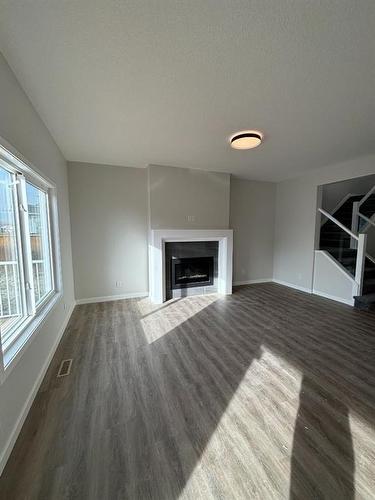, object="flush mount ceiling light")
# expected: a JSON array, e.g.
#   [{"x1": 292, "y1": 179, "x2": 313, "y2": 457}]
[{"x1": 230, "y1": 130, "x2": 263, "y2": 150}]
